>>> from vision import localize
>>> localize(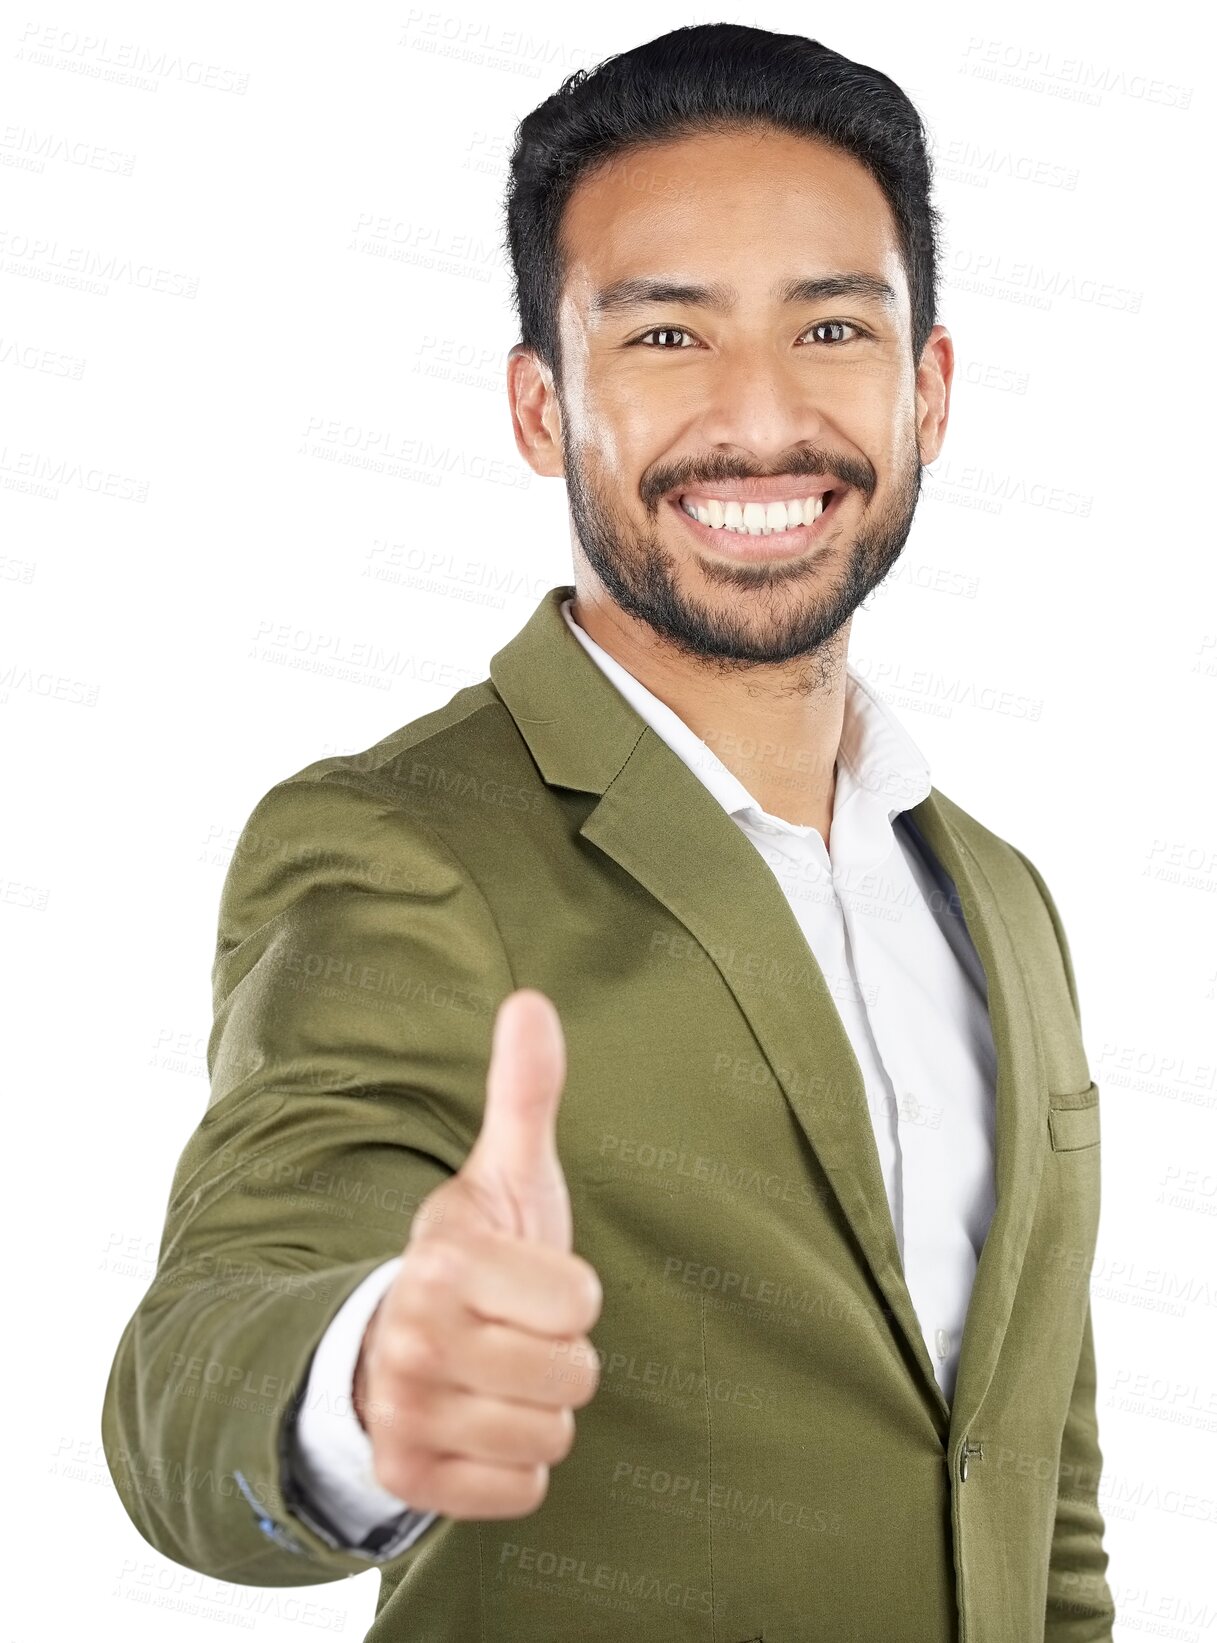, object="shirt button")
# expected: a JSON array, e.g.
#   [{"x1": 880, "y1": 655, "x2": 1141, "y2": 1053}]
[{"x1": 935, "y1": 1327, "x2": 951, "y2": 1359}]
